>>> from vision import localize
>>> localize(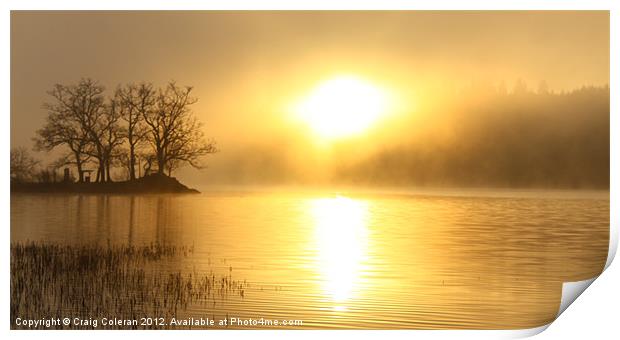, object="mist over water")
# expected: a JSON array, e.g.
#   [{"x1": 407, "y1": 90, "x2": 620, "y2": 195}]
[
  {"x1": 11, "y1": 11, "x2": 610, "y2": 191},
  {"x1": 191, "y1": 85, "x2": 610, "y2": 190},
  {"x1": 332, "y1": 86, "x2": 610, "y2": 189},
  {"x1": 9, "y1": 11, "x2": 611, "y2": 330}
]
